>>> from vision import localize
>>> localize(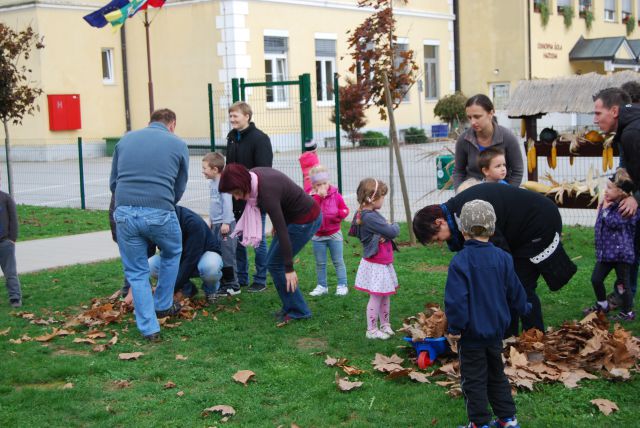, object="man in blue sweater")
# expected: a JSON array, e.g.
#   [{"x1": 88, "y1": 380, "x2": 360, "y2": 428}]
[
  {"x1": 110, "y1": 109, "x2": 189, "y2": 341},
  {"x1": 444, "y1": 200, "x2": 530, "y2": 428}
]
